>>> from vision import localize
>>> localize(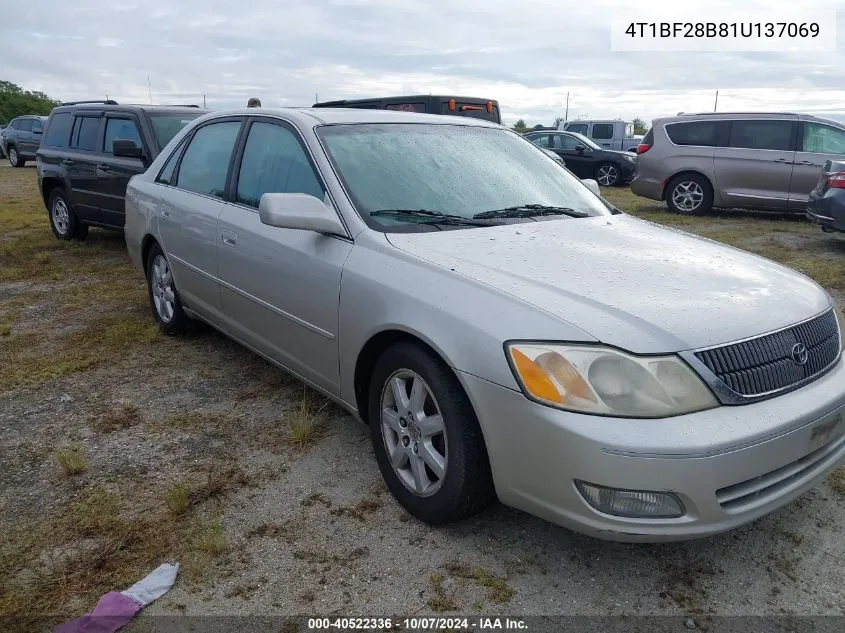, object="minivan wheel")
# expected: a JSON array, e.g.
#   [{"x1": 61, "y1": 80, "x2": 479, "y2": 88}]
[
  {"x1": 368, "y1": 342, "x2": 496, "y2": 525},
  {"x1": 666, "y1": 174, "x2": 713, "y2": 215},
  {"x1": 8, "y1": 146, "x2": 24, "y2": 168},
  {"x1": 146, "y1": 244, "x2": 191, "y2": 334},
  {"x1": 595, "y1": 163, "x2": 620, "y2": 187},
  {"x1": 49, "y1": 190, "x2": 88, "y2": 241}
]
